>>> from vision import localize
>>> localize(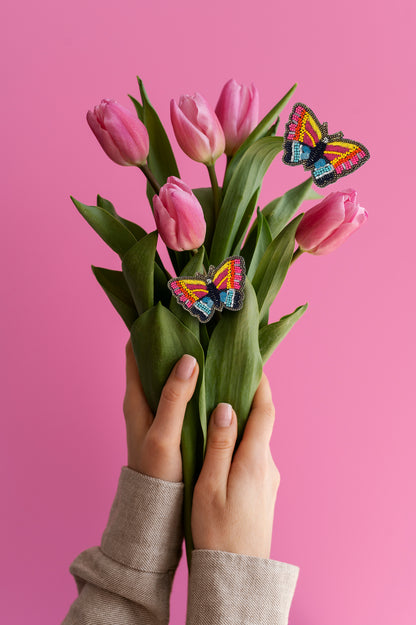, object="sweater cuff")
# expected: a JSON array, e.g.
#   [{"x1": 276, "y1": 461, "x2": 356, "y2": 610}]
[
  {"x1": 100, "y1": 466, "x2": 184, "y2": 573},
  {"x1": 186, "y1": 550, "x2": 299, "y2": 625}
]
